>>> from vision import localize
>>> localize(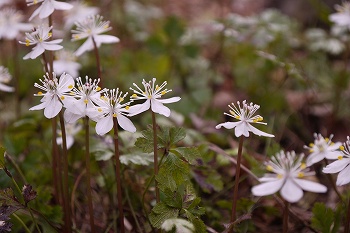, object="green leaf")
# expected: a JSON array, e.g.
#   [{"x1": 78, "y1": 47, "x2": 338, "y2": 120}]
[
  {"x1": 149, "y1": 202, "x2": 179, "y2": 228},
  {"x1": 171, "y1": 147, "x2": 200, "y2": 165},
  {"x1": 135, "y1": 127, "x2": 154, "y2": 153},
  {"x1": 156, "y1": 153, "x2": 190, "y2": 192},
  {"x1": 163, "y1": 189, "x2": 183, "y2": 209},
  {"x1": 0, "y1": 147, "x2": 5, "y2": 169},
  {"x1": 311, "y1": 202, "x2": 335, "y2": 233},
  {"x1": 185, "y1": 210, "x2": 207, "y2": 233},
  {"x1": 119, "y1": 153, "x2": 153, "y2": 166},
  {"x1": 0, "y1": 188, "x2": 20, "y2": 206}
]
